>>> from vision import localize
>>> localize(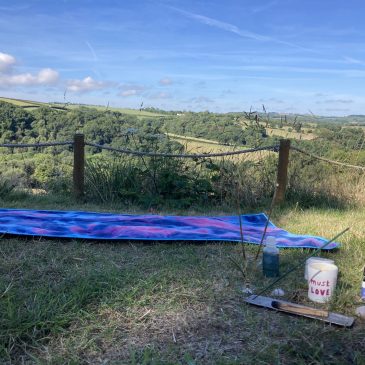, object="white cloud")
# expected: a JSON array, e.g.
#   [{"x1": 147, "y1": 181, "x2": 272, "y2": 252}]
[
  {"x1": 119, "y1": 84, "x2": 145, "y2": 97},
  {"x1": 190, "y1": 96, "x2": 214, "y2": 103},
  {"x1": 343, "y1": 56, "x2": 365, "y2": 66},
  {"x1": 121, "y1": 89, "x2": 139, "y2": 97},
  {"x1": 0, "y1": 52, "x2": 59, "y2": 88},
  {"x1": 159, "y1": 77, "x2": 173, "y2": 86},
  {"x1": 149, "y1": 92, "x2": 171, "y2": 99},
  {"x1": 67, "y1": 76, "x2": 110, "y2": 92},
  {"x1": 0, "y1": 52, "x2": 16, "y2": 72},
  {"x1": 36, "y1": 68, "x2": 59, "y2": 84},
  {"x1": 0, "y1": 68, "x2": 59, "y2": 86}
]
